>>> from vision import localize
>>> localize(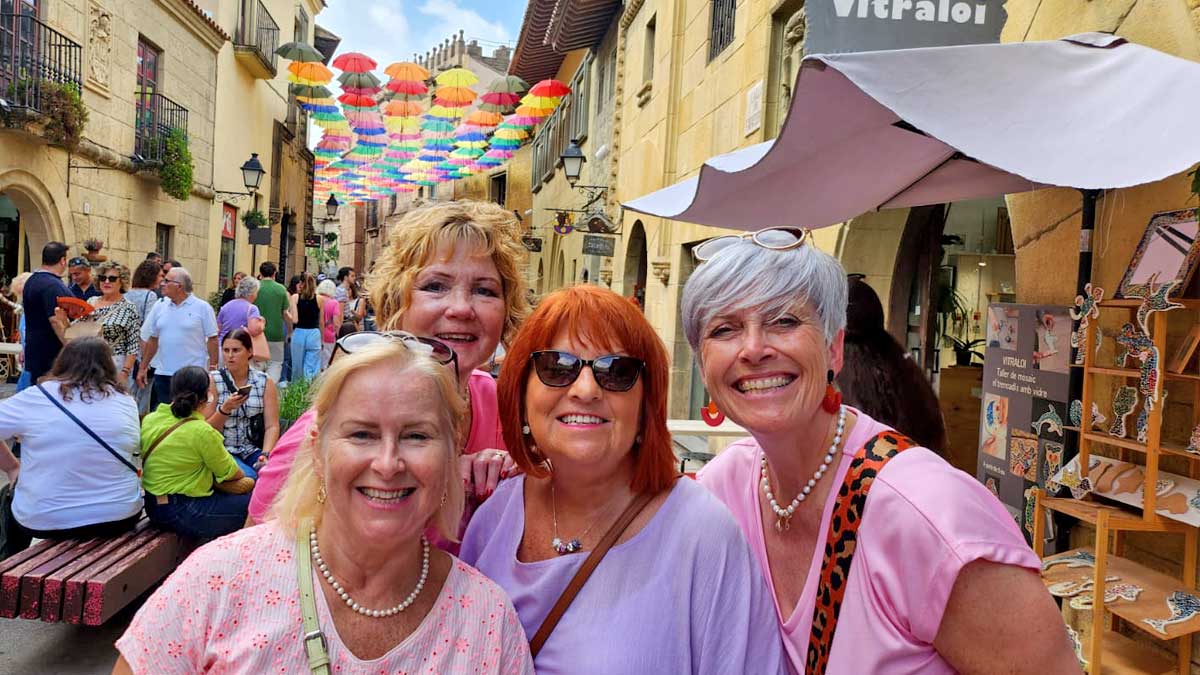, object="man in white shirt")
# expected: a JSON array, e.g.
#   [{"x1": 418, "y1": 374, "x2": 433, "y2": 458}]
[{"x1": 136, "y1": 266, "x2": 218, "y2": 405}]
